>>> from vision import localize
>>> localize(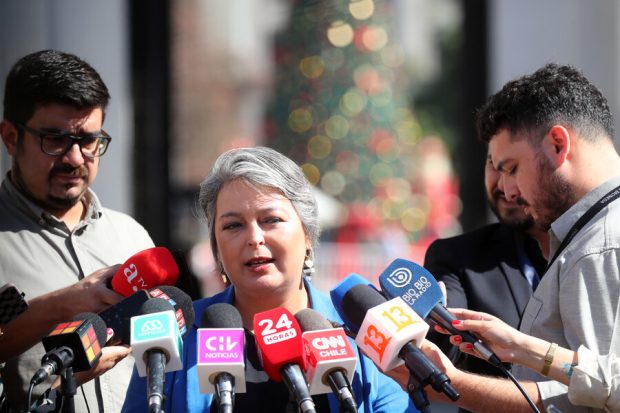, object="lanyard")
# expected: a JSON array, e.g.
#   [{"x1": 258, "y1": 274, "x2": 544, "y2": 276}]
[{"x1": 546, "y1": 184, "x2": 620, "y2": 271}]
